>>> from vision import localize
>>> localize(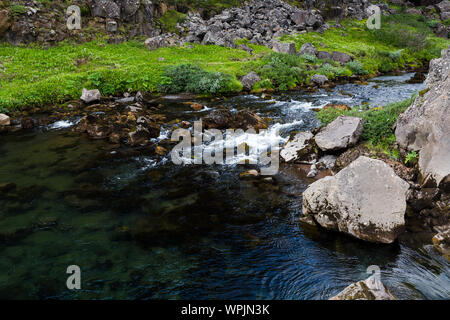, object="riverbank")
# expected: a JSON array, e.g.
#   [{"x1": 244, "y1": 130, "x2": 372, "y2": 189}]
[{"x1": 1, "y1": 13, "x2": 449, "y2": 113}]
